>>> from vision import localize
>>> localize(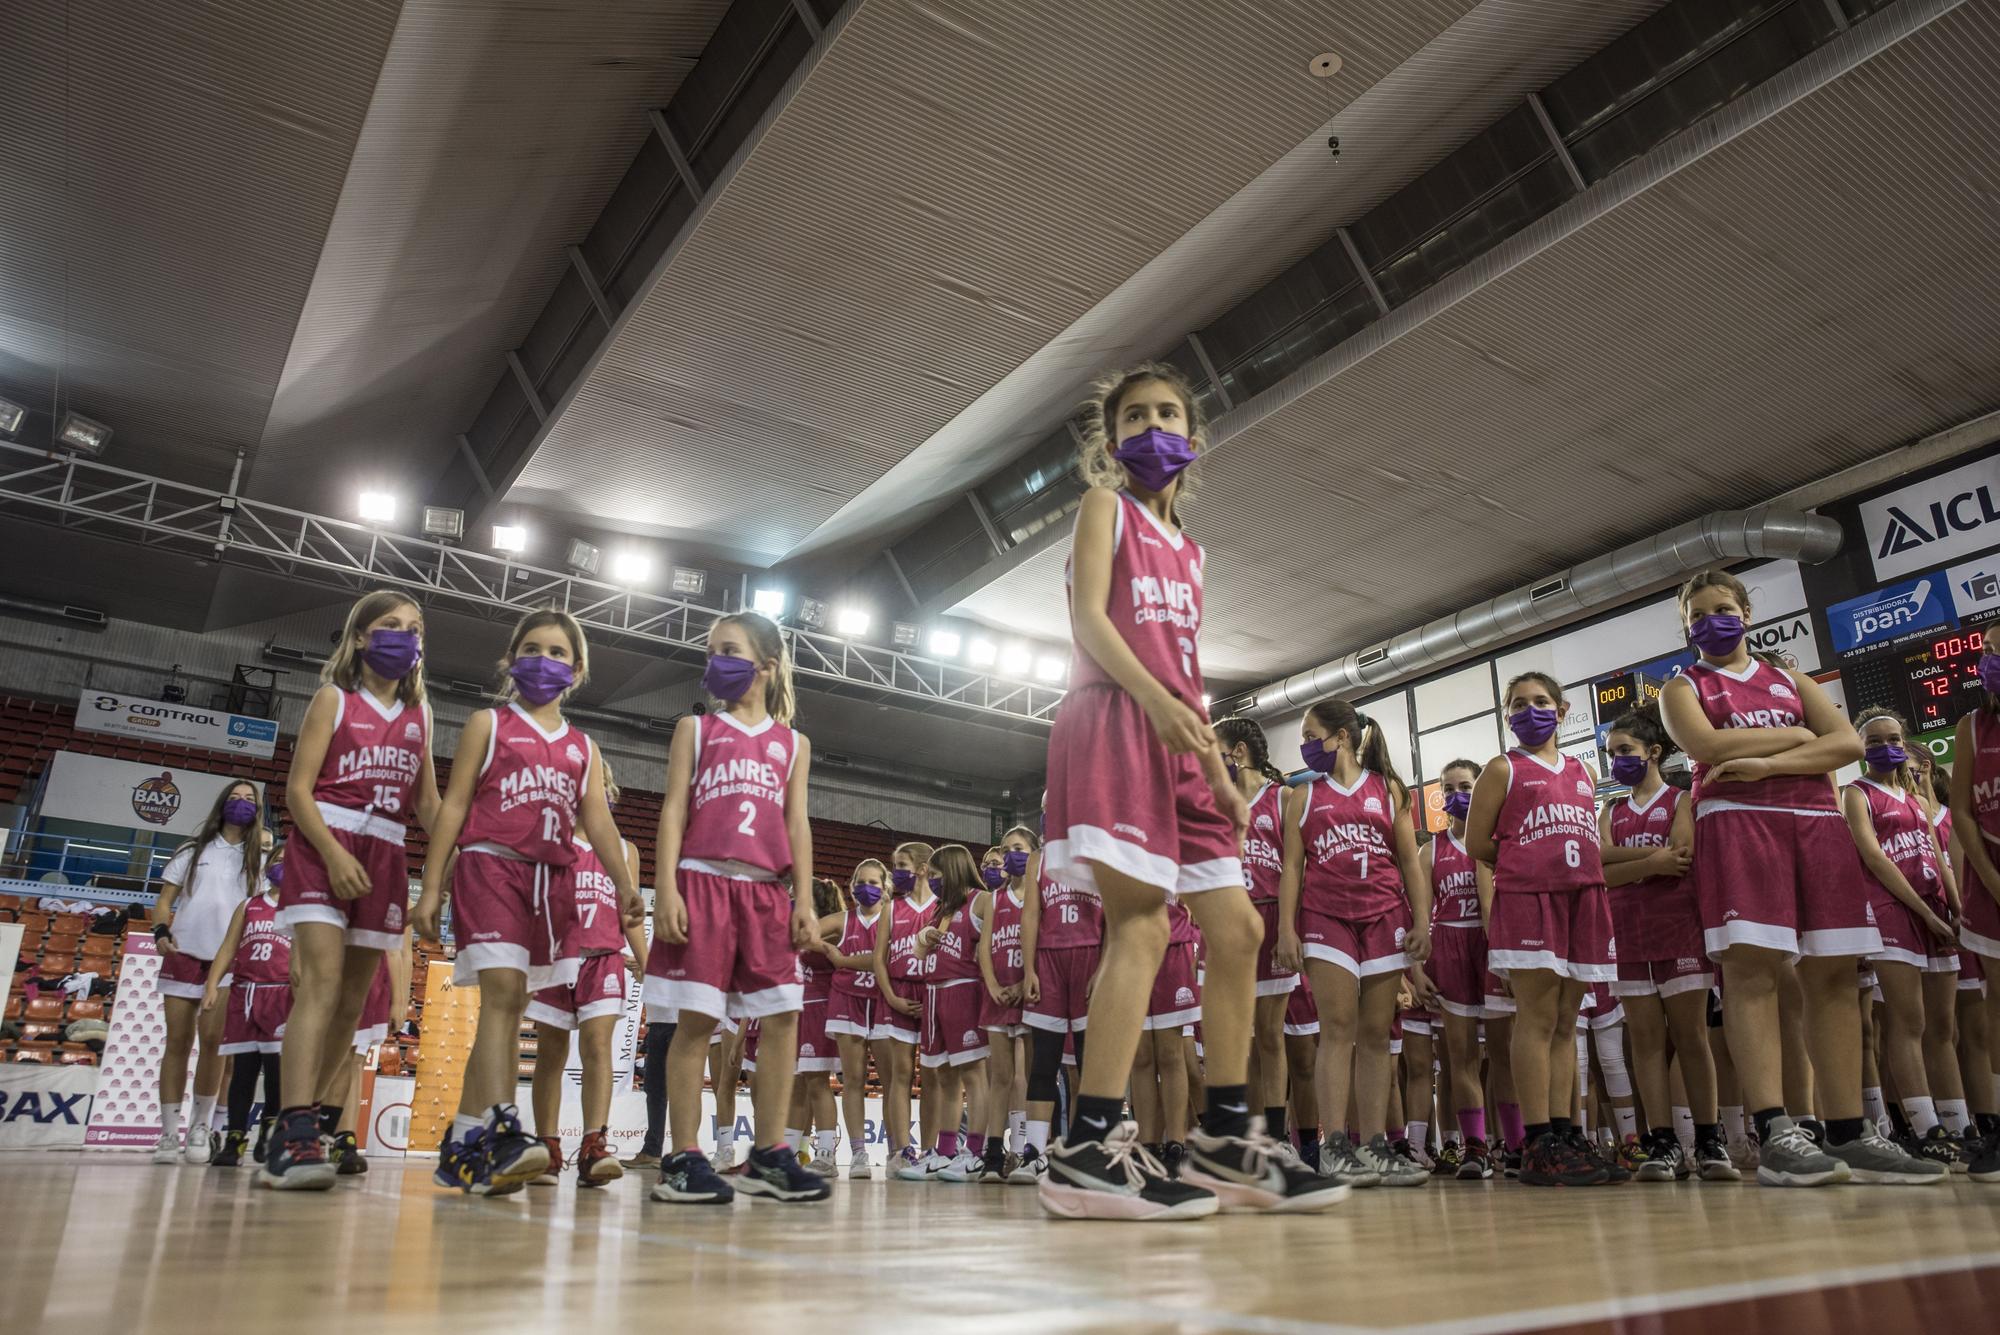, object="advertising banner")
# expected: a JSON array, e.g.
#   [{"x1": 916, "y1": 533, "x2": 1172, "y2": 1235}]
[
  {"x1": 83, "y1": 931, "x2": 203, "y2": 1148},
  {"x1": 1861, "y1": 452, "x2": 2000, "y2": 580},
  {"x1": 74, "y1": 689, "x2": 278, "y2": 759},
  {"x1": 0, "y1": 1065, "x2": 98, "y2": 1150},
  {"x1": 40, "y1": 752, "x2": 263, "y2": 838}
]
